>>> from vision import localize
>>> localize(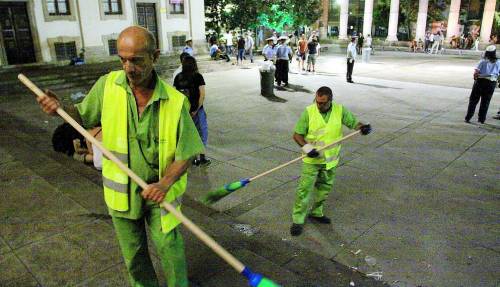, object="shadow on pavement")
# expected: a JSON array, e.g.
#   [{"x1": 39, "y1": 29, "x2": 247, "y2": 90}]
[
  {"x1": 262, "y1": 94, "x2": 287, "y2": 103},
  {"x1": 353, "y1": 82, "x2": 403, "y2": 90}
]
